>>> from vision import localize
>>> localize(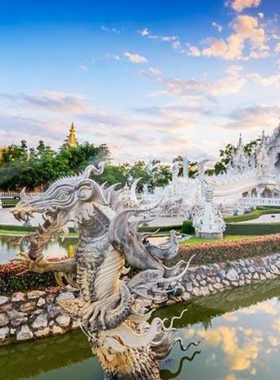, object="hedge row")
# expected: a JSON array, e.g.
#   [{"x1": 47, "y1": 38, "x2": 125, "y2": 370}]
[
  {"x1": 1, "y1": 198, "x2": 20, "y2": 208},
  {"x1": 226, "y1": 223, "x2": 280, "y2": 236},
  {"x1": 224, "y1": 207, "x2": 280, "y2": 223},
  {"x1": 174, "y1": 233, "x2": 280, "y2": 266},
  {"x1": 182, "y1": 220, "x2": 280, "y2": 236},
  {"x1": 0, "y1": 263, "x2": 57, "y2": 294}
]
